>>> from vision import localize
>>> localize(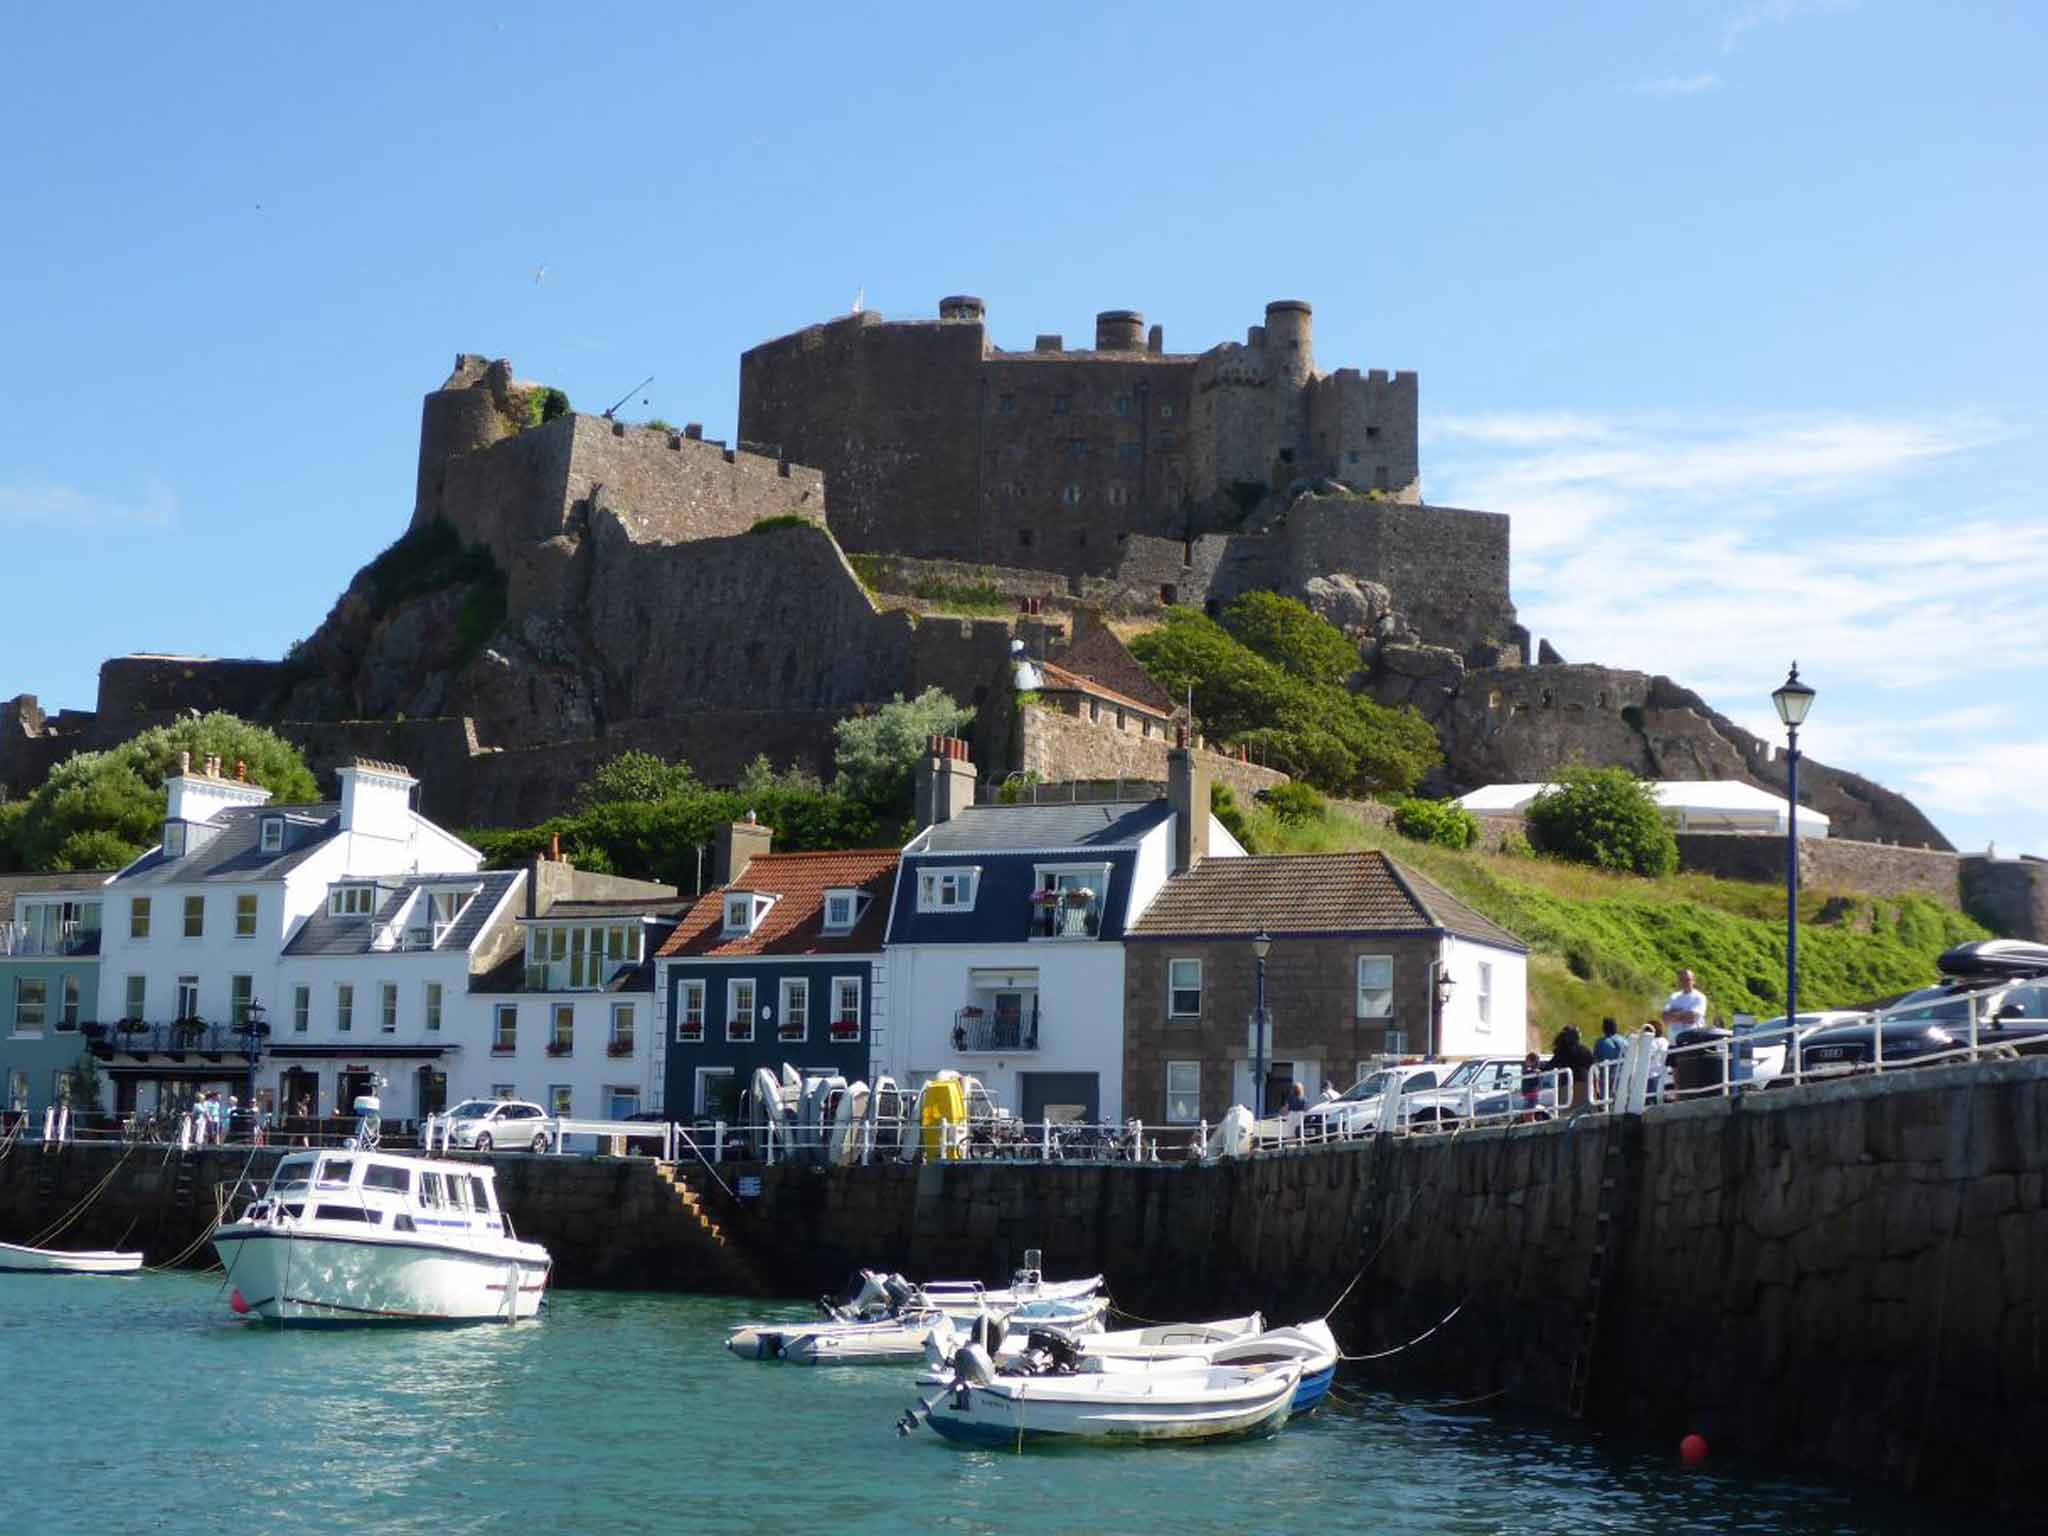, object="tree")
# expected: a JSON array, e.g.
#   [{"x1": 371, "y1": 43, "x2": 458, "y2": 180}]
[
  {"x1": 832, "y1": 687, "x2": 972, "y2": 815},
  {"x1": 575, "y1": 750, "x2": 698, "y2": 809},
  {"x1": 1524, "y1": 765, "x2": 1678, "y2": 877},
  {"x1": 1220, "y1": 592, "x2": 1359, "y2": 687},
  {"x1": 8, "y1": 713, "x2": 320, "y2": 872},
  {"x1": 1129, "y1": 607, "x2": 1440, "y2": 797}
]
